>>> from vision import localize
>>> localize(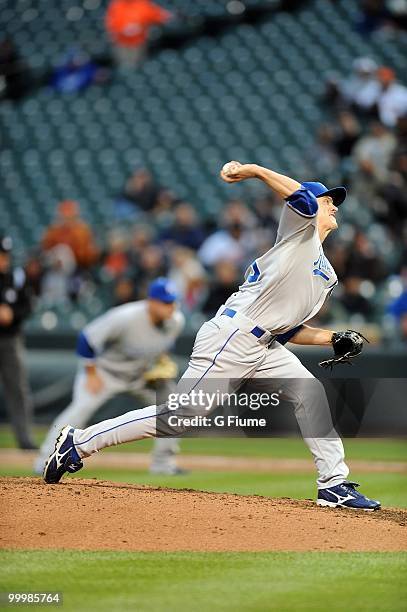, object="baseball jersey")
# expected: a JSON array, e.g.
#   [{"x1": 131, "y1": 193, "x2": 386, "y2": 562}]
[
  {"x1": 83, "y1": 300, "x2": 185, "y2": 381},
  {"x1": 223, "y1": 188, "x2": 338, "y2": 334}
]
